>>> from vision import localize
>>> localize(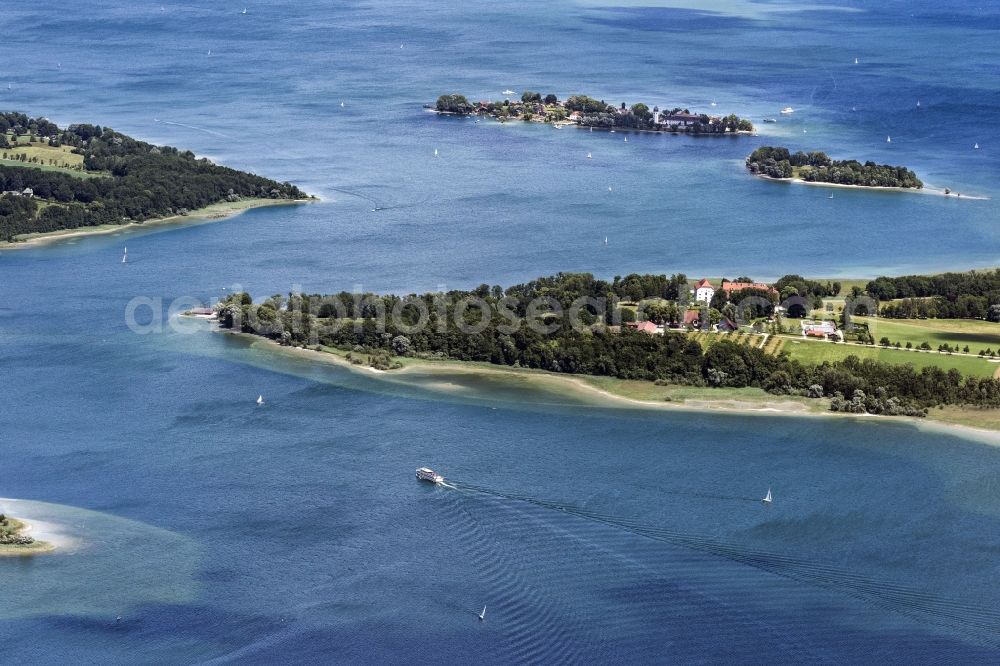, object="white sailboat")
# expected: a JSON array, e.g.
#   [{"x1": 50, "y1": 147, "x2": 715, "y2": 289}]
[
  {"x1": 433, "y1": 148, "x2": 438, "y2": 157},
  {"x1": 256, "y1": 395, "x2": 264, "y2": 405},
  {"x1": 854, "y1": 57, "x2": 859, "y2": 64},
  {"x1": 828, "y1": 193, "x2": 834, "y2": 199},
  {"x1": 340, "y1": 101, "x2": 345, "y2": 107},
  {"x1": 478, "y1": 605, "x2": 486, "y2": 621},
  {"x1": 974, "y1": 143, "x2": 980, "y2": 150},
  {"x1": 710, "y1": 100, "x2": 717, "y2": 107},
  {"x1": 607, "y1": 185, "x2": 612, "y2": 192},
  {"x1": 121, "y1": 246, "x2": 127, "y2": 263},
  {"x1": 586, "y1": 152, "x2": 592, "y2": 159},
  {"x1": 886, "y1": 135, "x2": 891, "y2": 143},
  {"x1": 604, "y1": 236, "x2": 608, "y2": 245},
  {"x1": 916, "y1": 100, "x2": 921, "y2": 108},
  {"x1": 762, "y1": 488, "x2": 773, "y2": 504},
  {"x1": 241, "y1": 7, "x2": 247, "y2": 14},
  {"x1": 623, "y1": 136, "x2": 627, "y2": 142}
]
